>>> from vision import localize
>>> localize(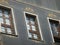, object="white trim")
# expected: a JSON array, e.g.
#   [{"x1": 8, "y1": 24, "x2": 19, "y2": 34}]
[
  {"x1": 47, "y1": 17, "x2": 60, "y2": 43},
  {"x1": 11, "y1": 8, "x2": 18, "y2": 35},
  {"x1": 0, "y1": 4, "x2": 11, "y2": 9},
  {"x1": 24, "y1": 11, "x2": 44, "y2": 42},
  {"x1": 0, "y1": 4, "x2": 18, "y2": 36}
]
